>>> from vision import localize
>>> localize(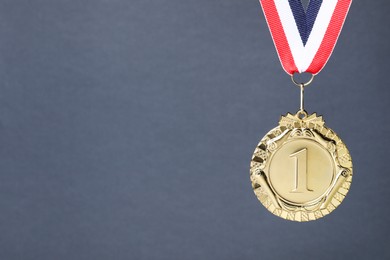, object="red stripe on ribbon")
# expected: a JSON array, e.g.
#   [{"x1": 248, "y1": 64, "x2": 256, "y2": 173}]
[
  {"x1": 306, "y1": 0, "x2": 352, "y2": 74},
  {"x1": 260, "y1": 0, "x2": 298, "y2": 75}
]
